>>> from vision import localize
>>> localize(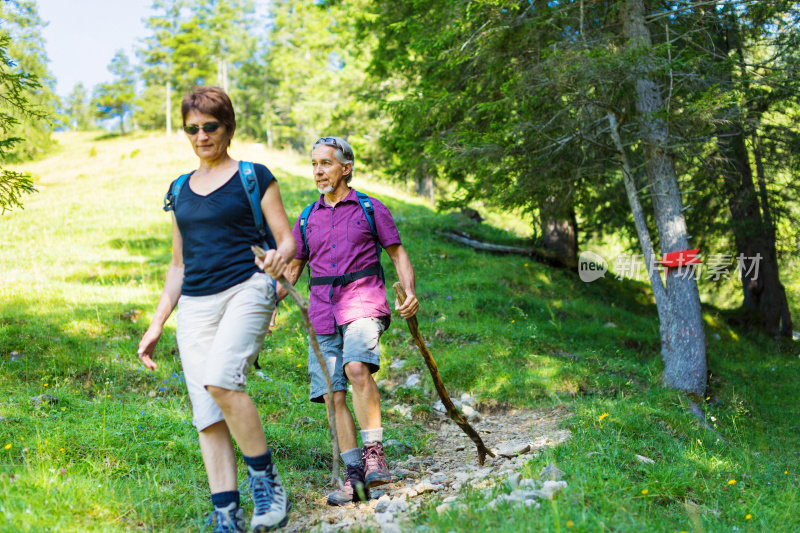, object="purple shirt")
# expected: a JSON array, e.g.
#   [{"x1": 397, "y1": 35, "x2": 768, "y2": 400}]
[{"x1": 292, "y1": 189, "x2": 402, "y2": 334}]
